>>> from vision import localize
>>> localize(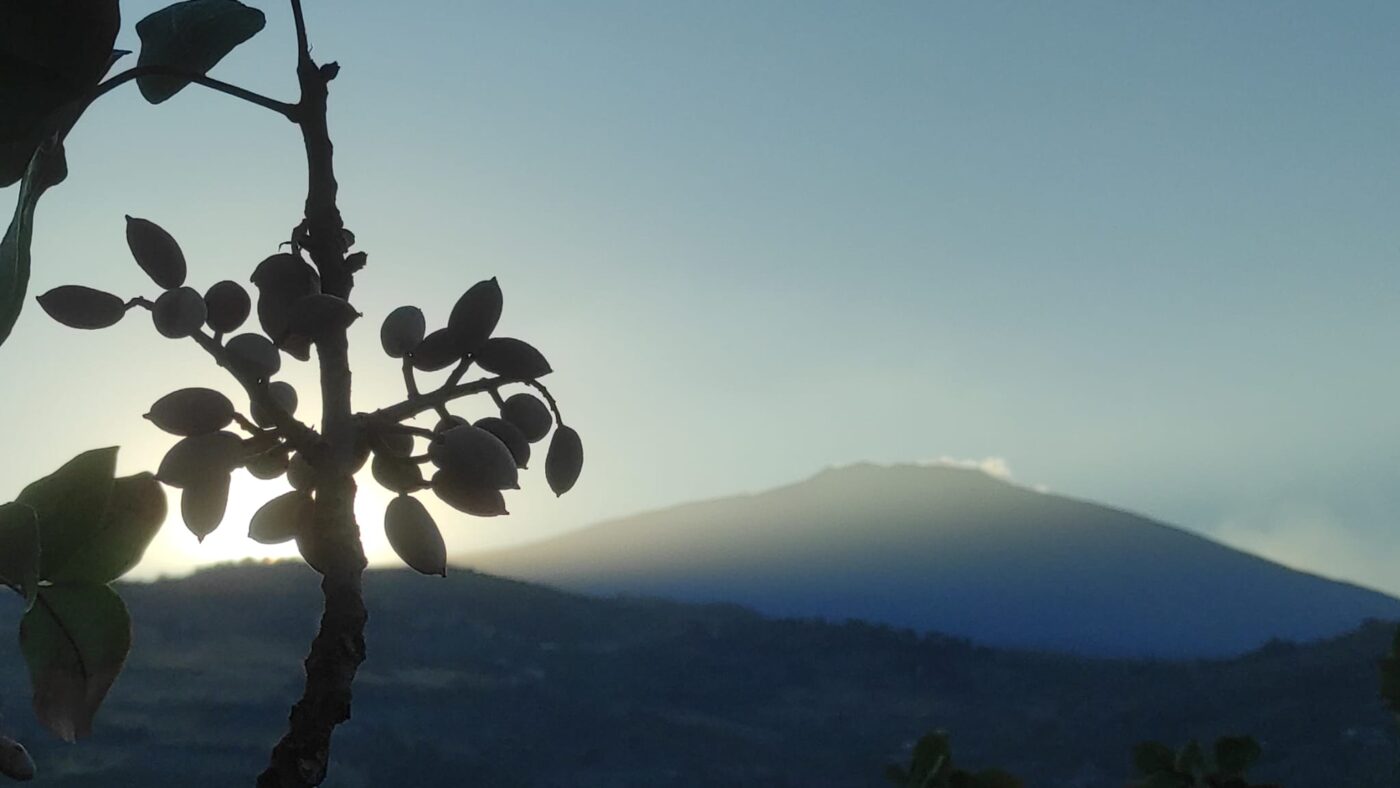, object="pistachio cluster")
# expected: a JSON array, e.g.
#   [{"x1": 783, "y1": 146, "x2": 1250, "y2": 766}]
[{"x1": 37, "y1": 216, "x2": 583, "y2": 576}]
